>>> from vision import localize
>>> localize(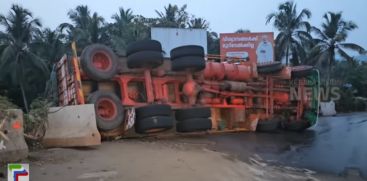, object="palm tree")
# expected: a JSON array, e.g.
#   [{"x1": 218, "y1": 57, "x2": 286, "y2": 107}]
[
  {"x1": 108, "y1": 8, "x2": 150, "y2": 55},
  {"x1": 155, "y1": 4, "x2": 189, "y2": 28},
  {"x1": 31, "y1": 28, "x2": 66, "y2": 68},
  {"x1": 112, "y1": 7, "x2": 134, "y2": 26},
  {"x1": 0, "y1": 5, "x2": 49, "y2": 112},
  {"x1": 89, "y1": 12, "x2": 106, "y2": 43},
  {"x1": 235, "y1": 29, "x2": 250, "y2": 33},
  {"x1": 310, "y1": 12, "x2": 365, "y2": 86},
  {"x1": 60, "y1": 5, "x2": 106, "y2": 49},
  {"x1": 266, "y1": 1, "x2": 312, "y2": 65},
  {"x1": 207, "y1": 31, "x2": 220, "y2": 55},
  {"x1": 188, "y1": 17, "x2": 209, "y2": 29},
  {"x1": 108, "y1": 7, "x2": 134, "y2": 54}
]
